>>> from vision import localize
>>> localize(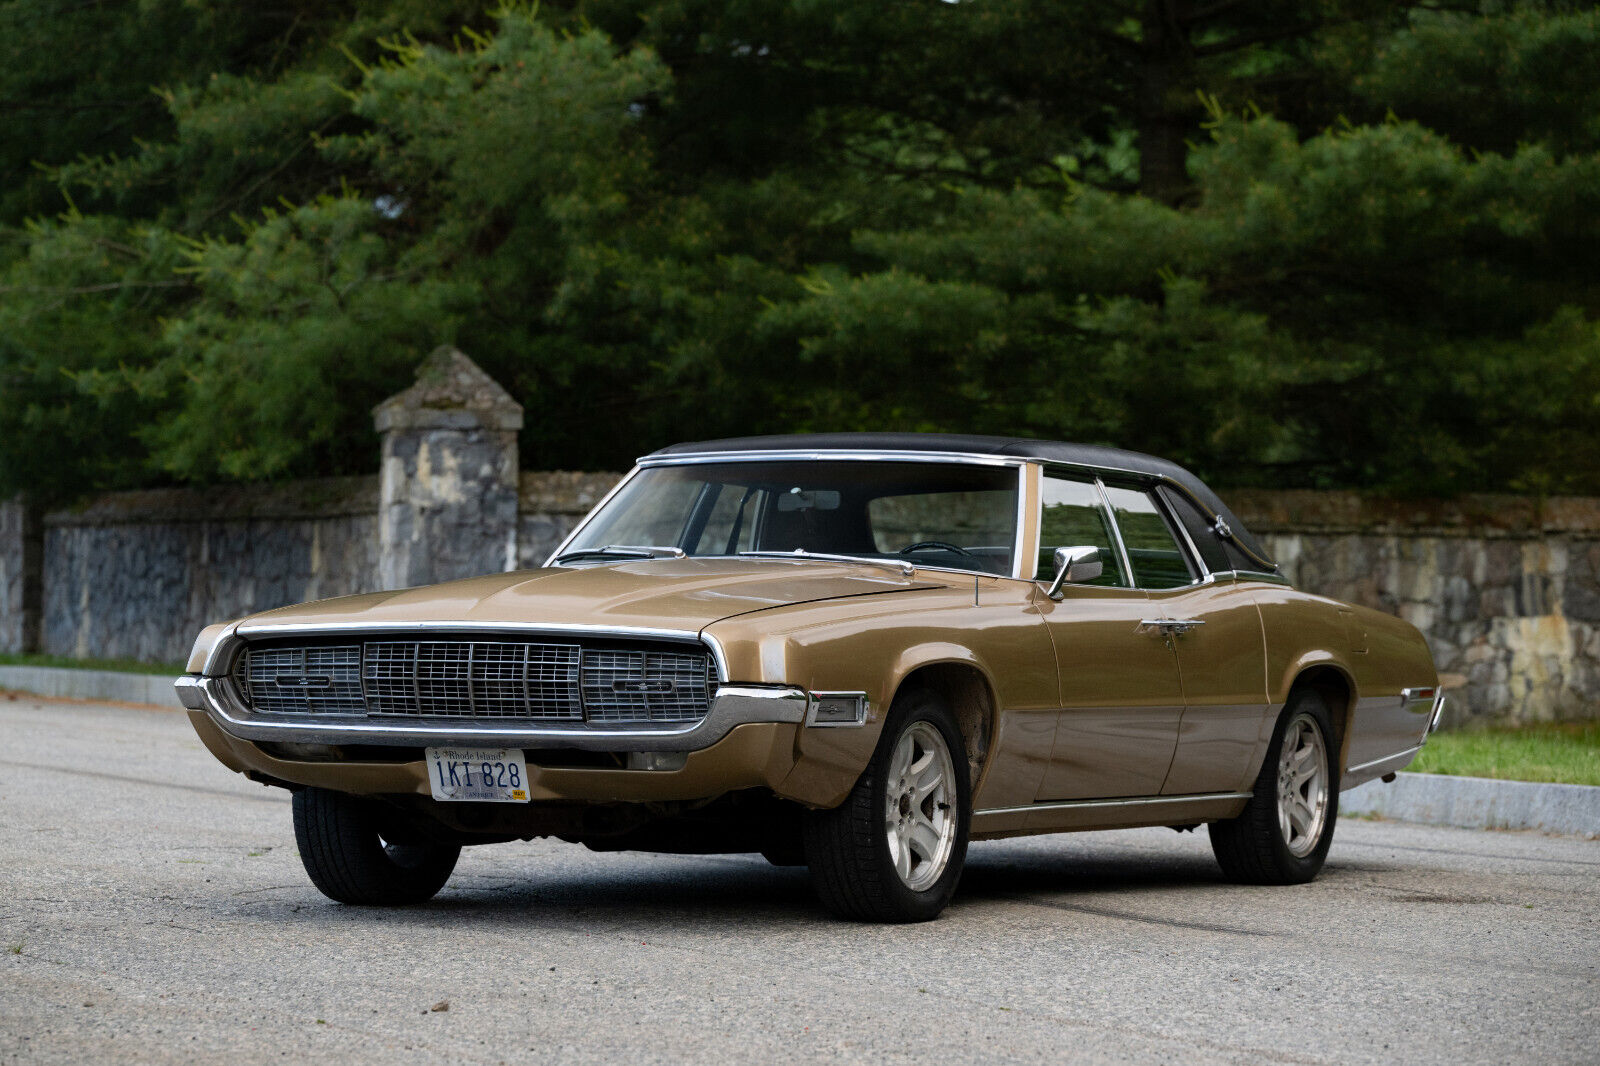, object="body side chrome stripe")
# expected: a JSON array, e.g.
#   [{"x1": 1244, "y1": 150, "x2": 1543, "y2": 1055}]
[
  {"x1": 974, "y1": 791, "x2": 1254, "y2": 818},
  {"x1": 1346, "y1": 745, "x2": 1423, "y2": 778}
]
